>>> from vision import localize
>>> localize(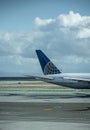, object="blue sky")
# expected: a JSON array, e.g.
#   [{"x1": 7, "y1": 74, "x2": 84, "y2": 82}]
[
  {"x1": 0, "y1": 0, "x2": 90, "y2": 31},
  {"x1": 0, "y1": 0, "x2": 90, "y2": 76}
]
